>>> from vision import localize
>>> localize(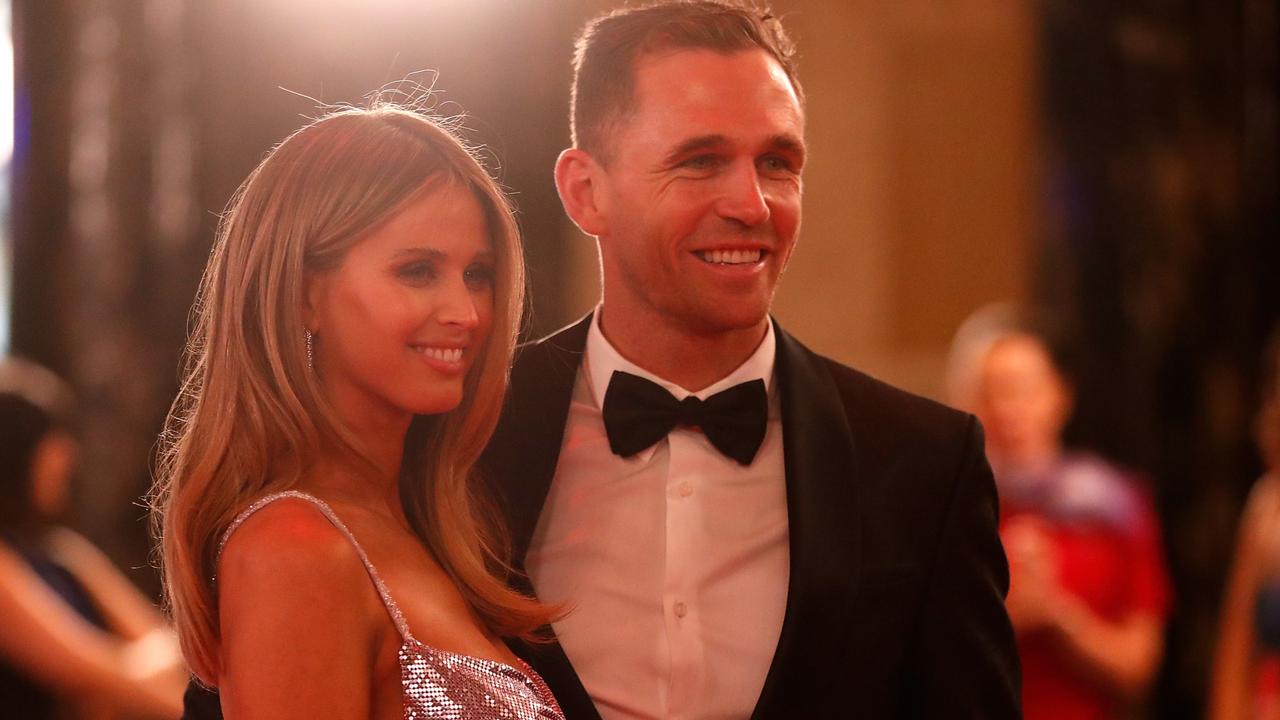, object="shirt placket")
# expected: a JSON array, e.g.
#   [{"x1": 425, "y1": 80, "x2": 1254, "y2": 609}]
[{"x1": 662, "y1": 429, "x2": 705, "y2": 720}]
